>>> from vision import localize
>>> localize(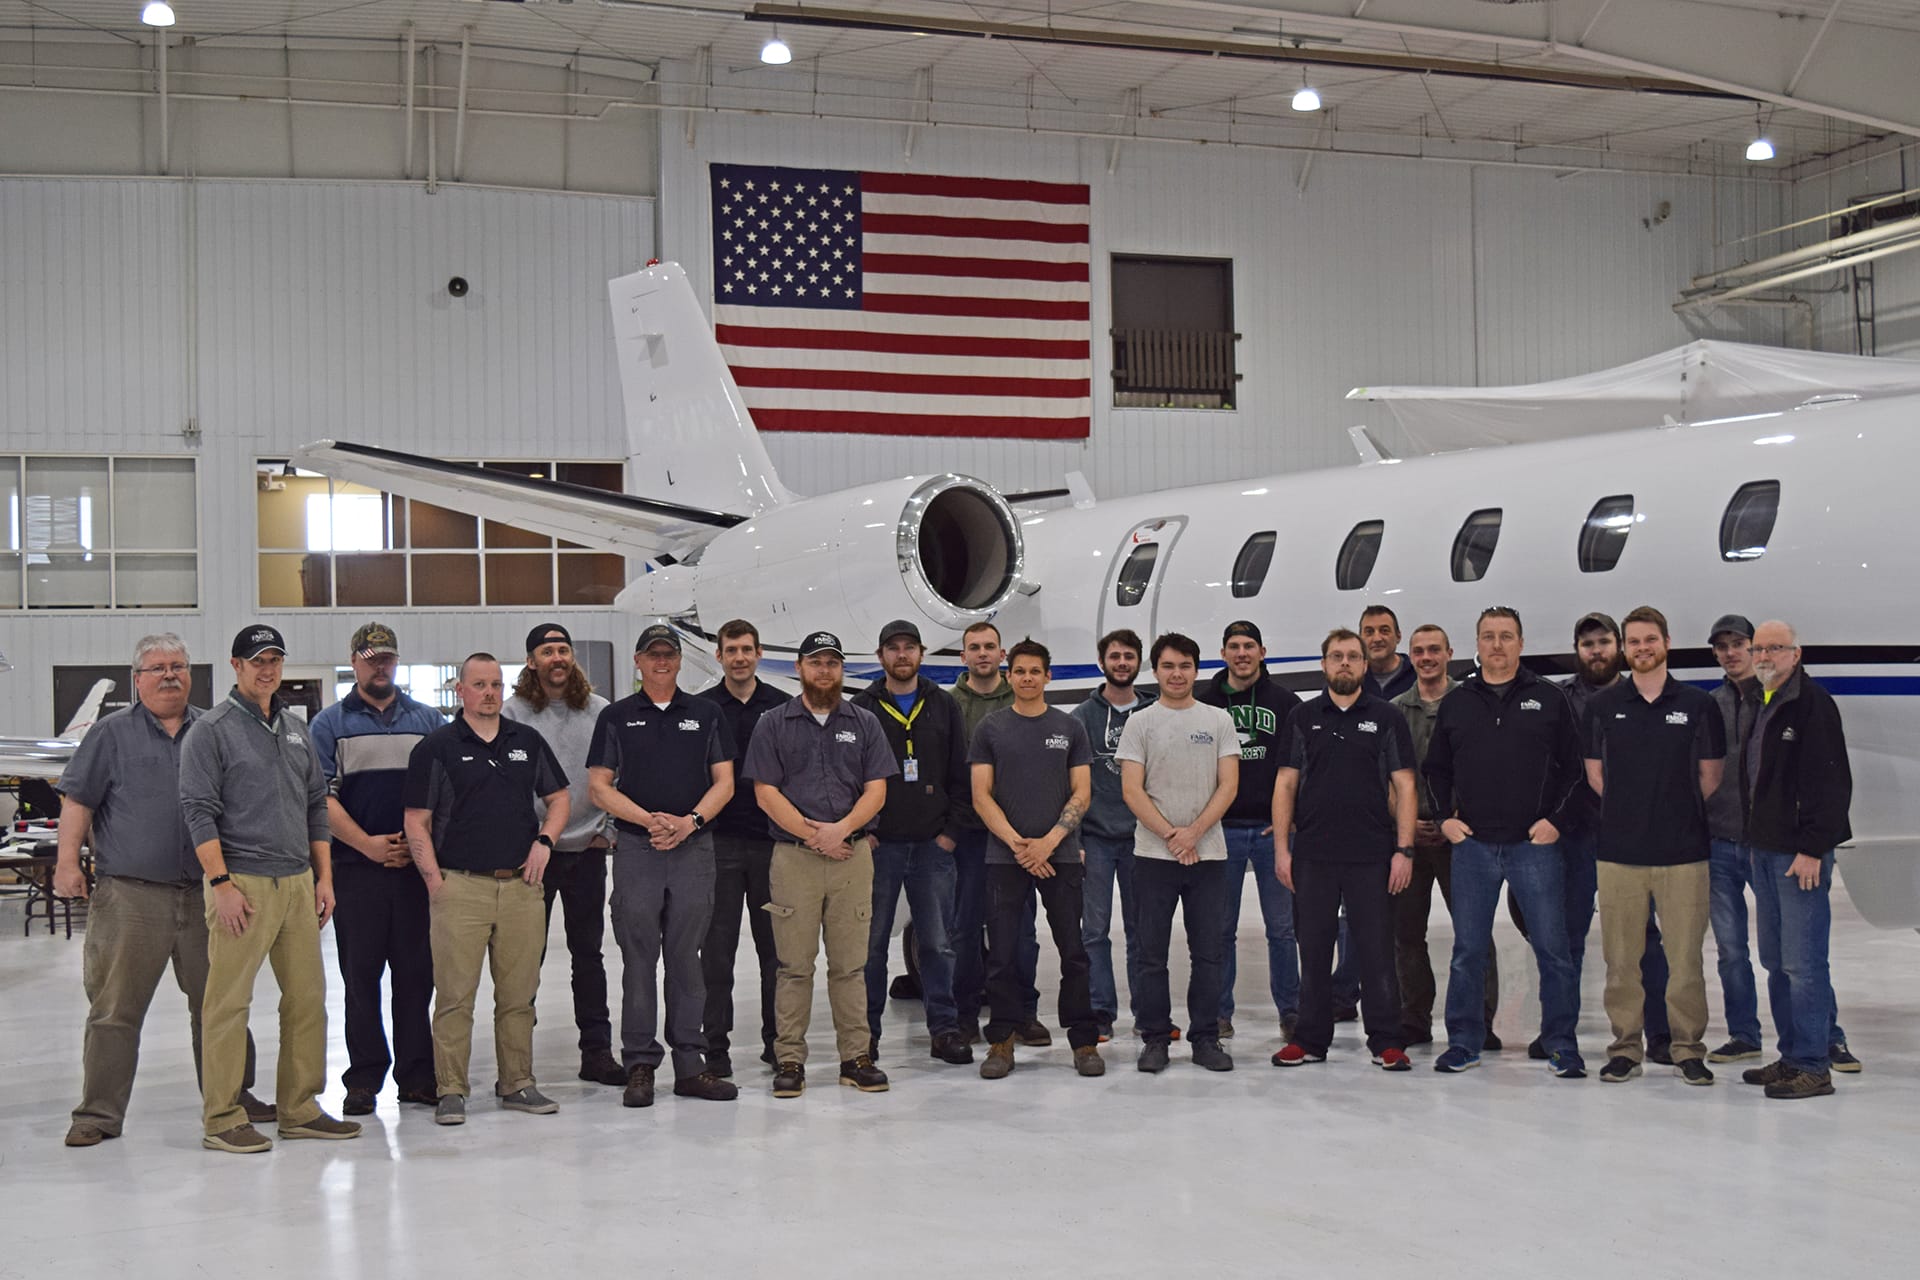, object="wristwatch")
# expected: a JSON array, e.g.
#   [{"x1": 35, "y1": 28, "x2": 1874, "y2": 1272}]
[
  {"x1": 1394, "y1": 846, "x2": 1414, "y2": 857},
  {"x1": 208, "y1": 873, "x2": 232, "y2": 888},
  {"x1": 534, "y1": 834, "x2": 554, "y2": 850},
  {"x1": 690, "y1": 813, "x2": 707, "y2": 830}
]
